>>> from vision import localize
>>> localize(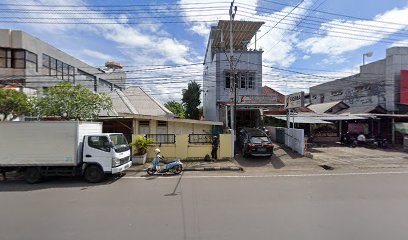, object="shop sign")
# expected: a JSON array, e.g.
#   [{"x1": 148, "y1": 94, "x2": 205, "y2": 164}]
[
  {"x1": 284, "y1": 92, "x2": 304, "y2": 109},
  {"x1": 348, "y1": 123, "x2": 368, "y2": 134},
  {"x1": 395, "y1": 123, "x2": 408, "y2": 134}
]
